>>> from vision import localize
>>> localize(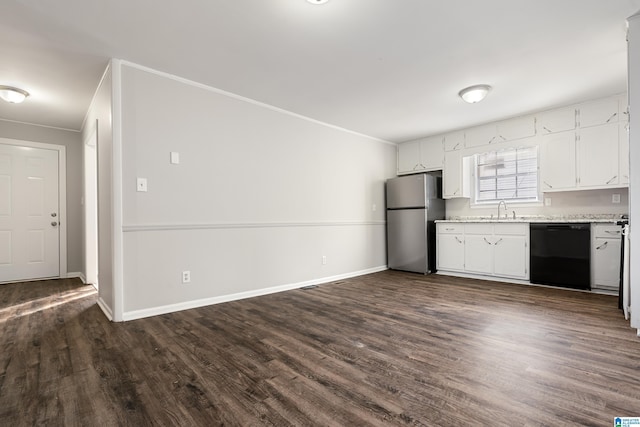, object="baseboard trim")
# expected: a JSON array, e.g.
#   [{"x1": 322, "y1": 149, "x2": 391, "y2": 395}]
[
  {"x1": 66, "y1": 272, "x2": 87, "y2": 283},
  {"x1": 121, "y1": 266, "x2": 388, "y2": 322},
  {"x1": 97, "y1": 297, "x2": 114, "y2": 321}
]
